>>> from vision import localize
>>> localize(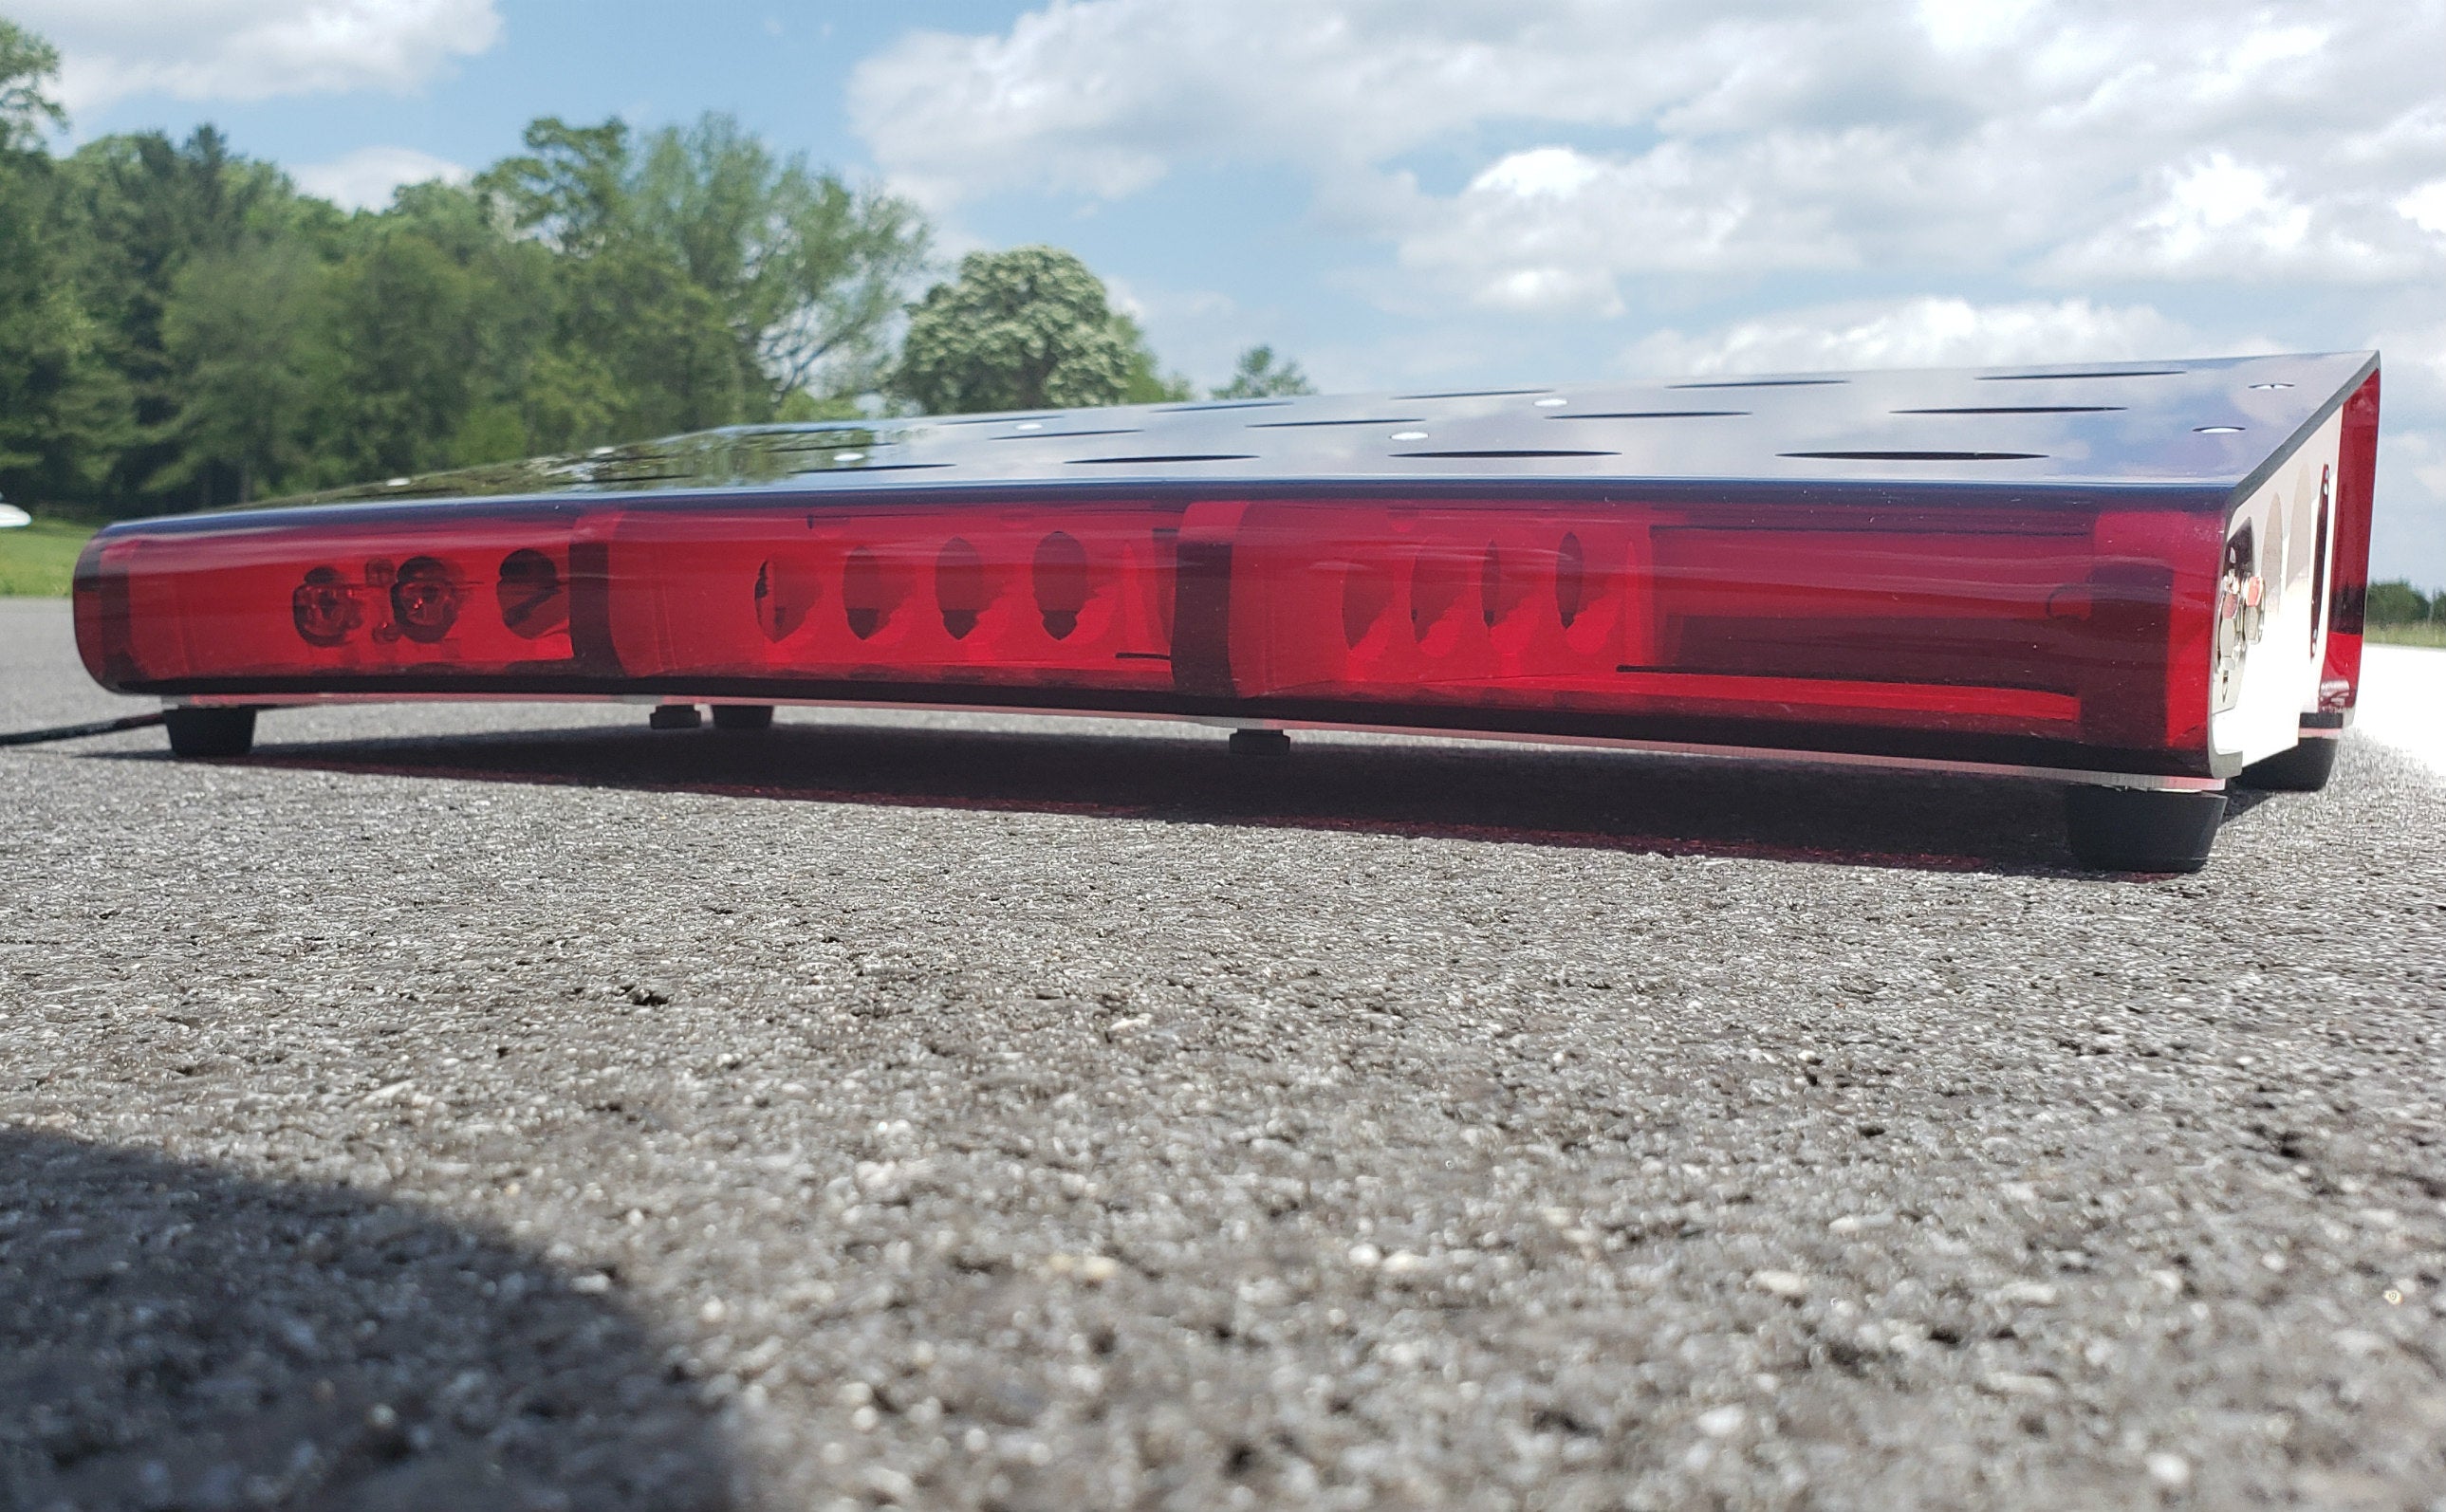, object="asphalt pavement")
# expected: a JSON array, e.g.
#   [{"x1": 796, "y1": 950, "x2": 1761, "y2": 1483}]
[{"x1": 4, "y1": 595, "x2": 2443, "y2": 1511}]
